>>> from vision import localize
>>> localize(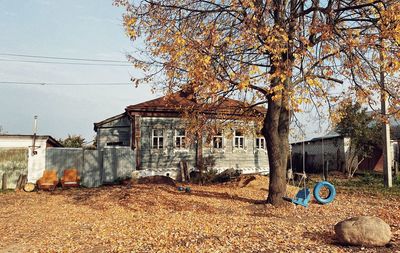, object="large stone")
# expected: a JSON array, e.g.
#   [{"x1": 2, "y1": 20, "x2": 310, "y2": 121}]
[{"x1": 334, "y1": 216, "x2": 392, "y2": 247}]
